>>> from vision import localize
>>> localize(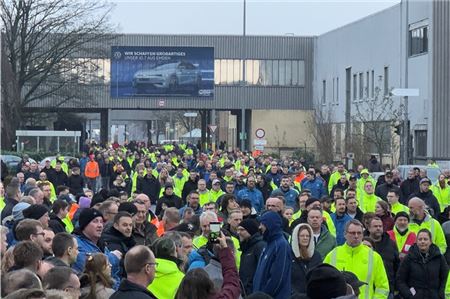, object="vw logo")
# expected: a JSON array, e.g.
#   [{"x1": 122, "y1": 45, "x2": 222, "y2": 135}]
[{"x1": 113, "y1": 51, "x2": 122, "y2": 59}]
